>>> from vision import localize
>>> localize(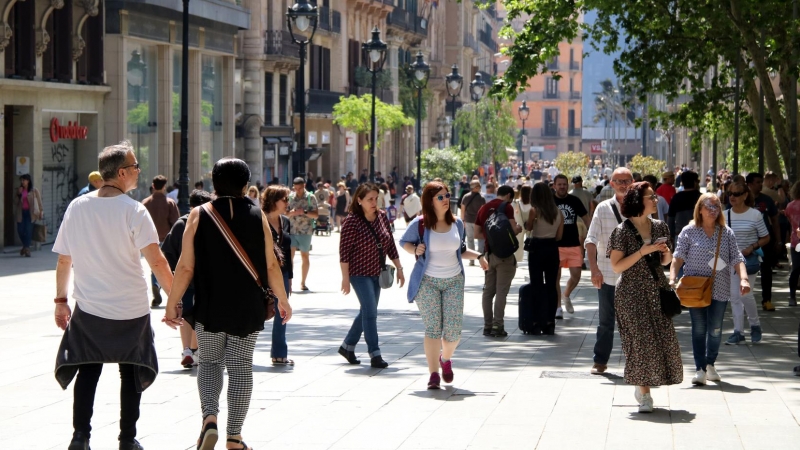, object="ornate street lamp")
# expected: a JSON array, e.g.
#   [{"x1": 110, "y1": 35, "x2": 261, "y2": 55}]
[
  {"x1": 287, "y1": 0, "x2": 319, "y2": 179},
  {"x1": 469, "y1": 72, "x2": 486, "y2": 102},
  {"x1": 409, "y1": 51, "x2": 430, "y2": 188},
  {"x1": 178, "y1": 0, "x2": 190, "y2": 213},
  {"x1": 445, "y1": 64, "x2": 463, "y2": 146},
  {"x1": 518, "y1": 100, "x2": 529, "y2": 175},
  {"x1": 362, "y1": 27, "x2": 387, "y2": 182}
]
